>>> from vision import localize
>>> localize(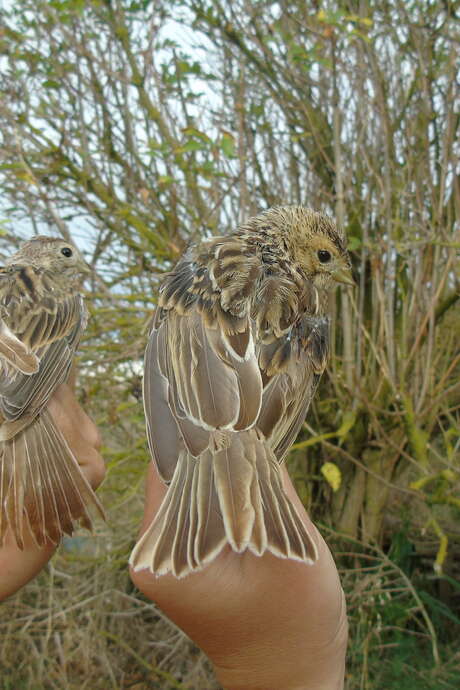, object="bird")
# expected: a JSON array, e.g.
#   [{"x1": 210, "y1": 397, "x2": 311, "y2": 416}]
[
  {"x1": 130, "y1": 206, "x2": 353, "y2": 577},
  {"x1": 0, "y1": 236, "x2": 105, "y2": 548}
]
